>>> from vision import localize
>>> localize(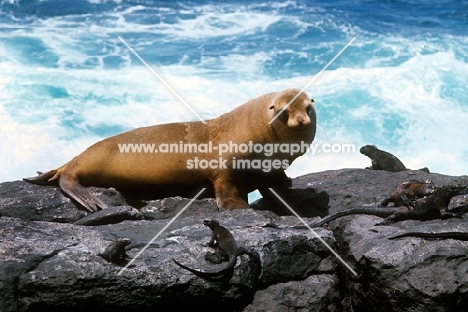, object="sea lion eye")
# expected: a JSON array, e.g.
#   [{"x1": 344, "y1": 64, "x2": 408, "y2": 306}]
[{"x1": 306, "y1": 106, "x2": 314, "y2": 117}]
